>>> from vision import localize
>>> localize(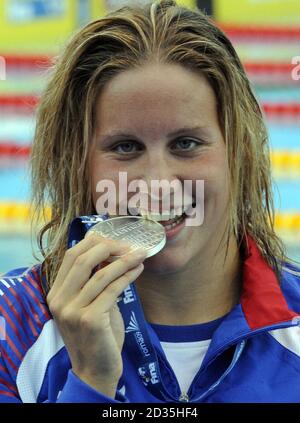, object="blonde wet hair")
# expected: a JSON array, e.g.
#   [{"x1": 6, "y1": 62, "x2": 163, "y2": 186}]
[{"x1": 30, "y1": 0, "x2": 290, "y2": 293}]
